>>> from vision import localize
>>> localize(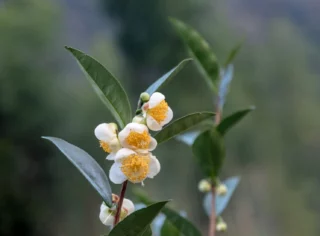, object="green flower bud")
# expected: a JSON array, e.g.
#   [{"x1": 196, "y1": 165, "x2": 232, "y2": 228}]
[
  {"x1": 140, "y1": 92, "x2": 150, "y2": 102},
  {"x1": 198, "y1": 179, "x2": 211, "y2": 193},
  {"x1": 216, "y1": 183, "x2": 228, "y2": 196},
  {"x1": 216, "y1": 218, "x2": 227, "y2": 232}
]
